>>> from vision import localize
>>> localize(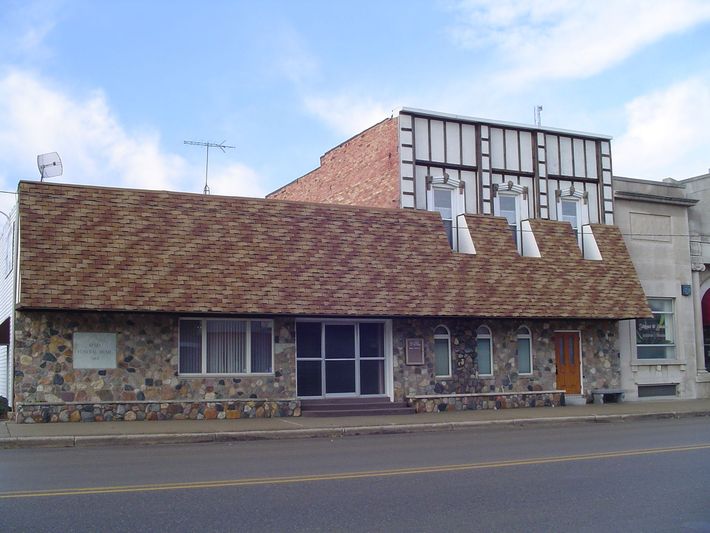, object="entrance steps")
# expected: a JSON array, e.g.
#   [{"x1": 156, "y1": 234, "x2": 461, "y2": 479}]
[
  {"x1": 300, "y1": 397, "x2": 415, "y2": 417},
  {"x1": 564, "y1": 394, "x2": 588, "y2": 406}
]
